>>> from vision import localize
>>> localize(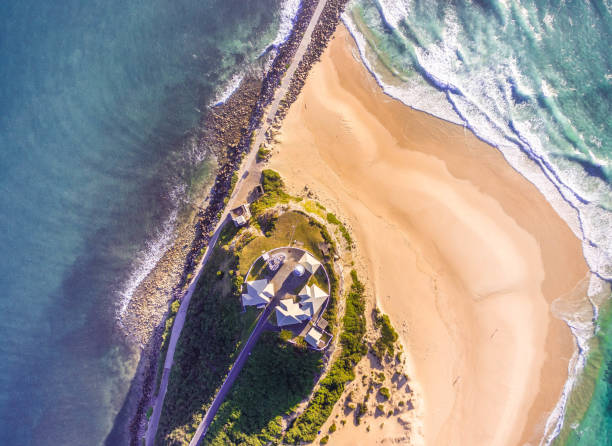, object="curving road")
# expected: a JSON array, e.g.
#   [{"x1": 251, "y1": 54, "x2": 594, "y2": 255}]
[{"x1": 145, "y1": 0, "x2": 329, "y2": 444}]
